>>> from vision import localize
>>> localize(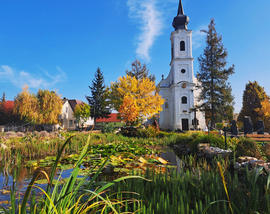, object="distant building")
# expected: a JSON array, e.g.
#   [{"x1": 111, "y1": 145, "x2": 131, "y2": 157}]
[
  {"x1": 95, "y1": 113, "x2": 124, "y2": 127},
  {"x1": 60, "y1": 98, "x2": 94, "y2": 130},
  {"x1": 158, "y1": 0, "x2": 205, "y2": 131}
]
